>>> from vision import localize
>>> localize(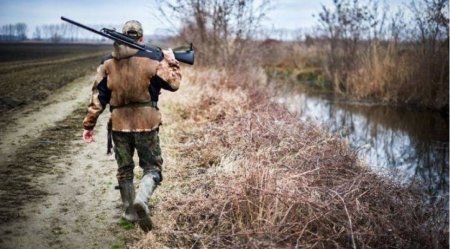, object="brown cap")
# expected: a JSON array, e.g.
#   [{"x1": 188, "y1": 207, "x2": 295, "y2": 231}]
[{"x1": 122, "y1": 20, "x2": 143, "y2": 39}]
